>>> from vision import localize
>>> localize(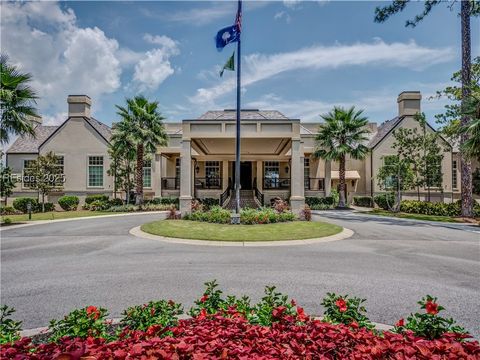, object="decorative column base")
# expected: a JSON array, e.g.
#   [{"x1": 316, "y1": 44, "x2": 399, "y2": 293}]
[
  {"x1": 179, "y1": 196, "x2": 192, "y2": 216},
  {"x1": 290, "y1": 196, "x2": 305, "y2": 216}
]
